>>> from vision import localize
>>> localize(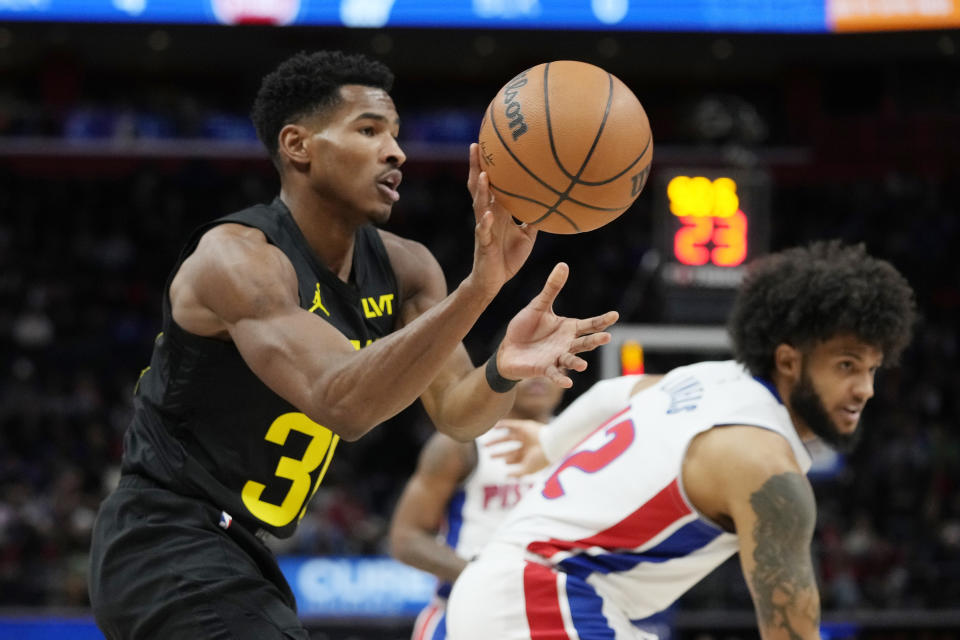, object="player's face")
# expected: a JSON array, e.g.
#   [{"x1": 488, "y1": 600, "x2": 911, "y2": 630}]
[
  {"x1": 307, "y1": 85, "x2": 405, "y2": 224},
  {"x1": 790, "y1": 334, "x2": 882, "y2": 452},
  {"x1": 511, "y1": 376, "x2": 565, "y2": 421}
]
